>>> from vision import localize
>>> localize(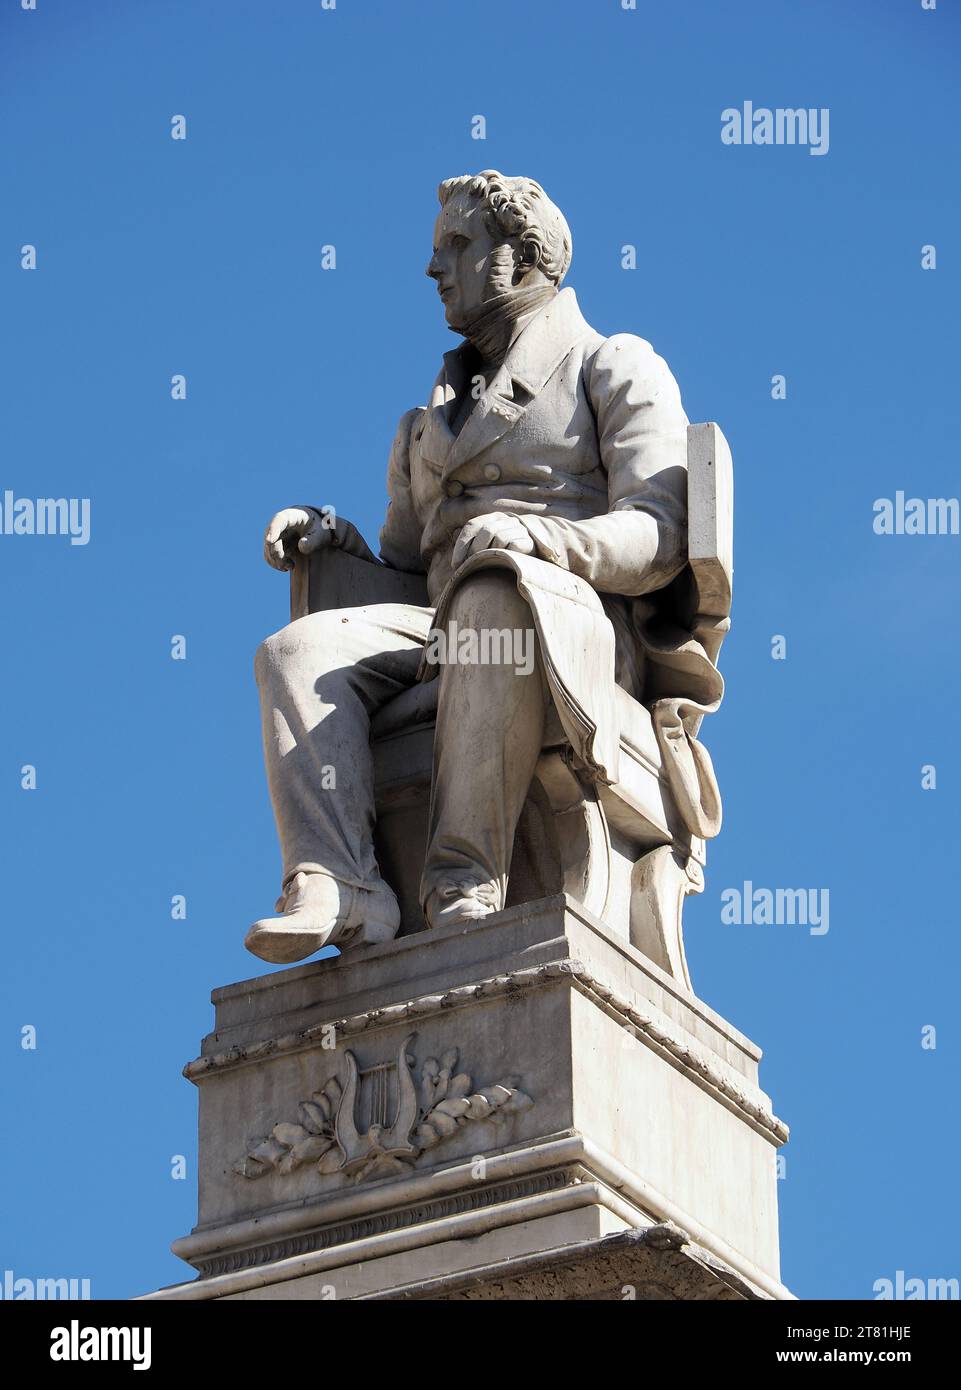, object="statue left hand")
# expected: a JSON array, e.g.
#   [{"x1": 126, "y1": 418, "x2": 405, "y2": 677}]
[{"x1": 451, "y1": 512, "x2": 536, "y2": 570}]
